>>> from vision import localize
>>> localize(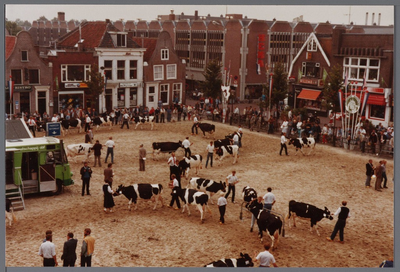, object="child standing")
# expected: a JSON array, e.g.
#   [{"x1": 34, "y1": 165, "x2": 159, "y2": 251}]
[{"x1": 217, "y1": 192, "x2": 227, "y2": 225}]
